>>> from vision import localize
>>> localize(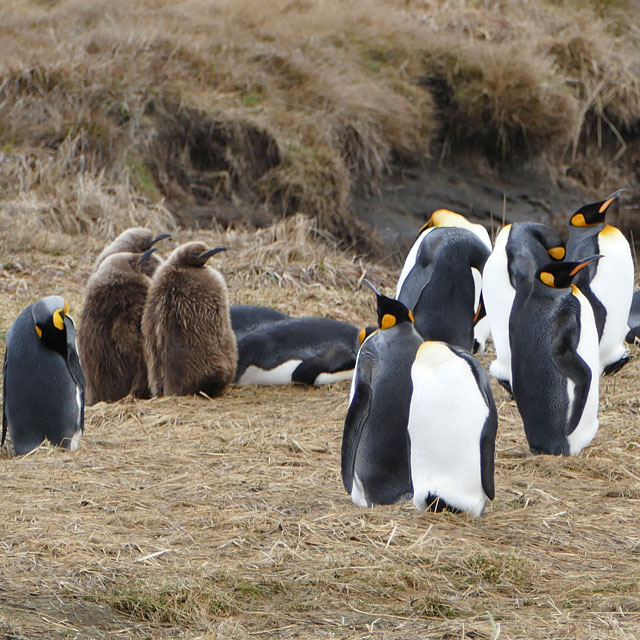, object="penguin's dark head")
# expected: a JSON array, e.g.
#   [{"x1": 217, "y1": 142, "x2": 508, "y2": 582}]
[
  {"x1": 31, "y1": 295, "x2": 71, "y2": 357},
  {"x1": 537, "y1": 255, "x2": 603, "y2": 290},
  {"x1": 363, "y1": 280, "x2": 414, "y2": 329},
  {"x1": 169, "y1": 242, "x2": 228, "y2": 268},
  {"x1": 114, "y1": 228, "x2": 171, "y2": 253},
  {"x1": 569, "y1": 190, "x2": 624, "y2": 228}
]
